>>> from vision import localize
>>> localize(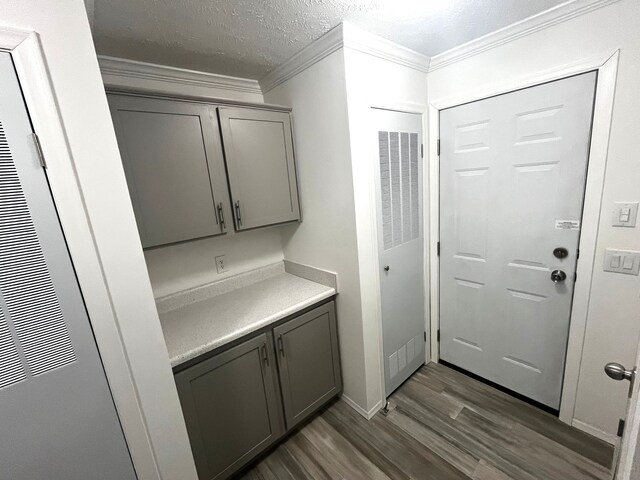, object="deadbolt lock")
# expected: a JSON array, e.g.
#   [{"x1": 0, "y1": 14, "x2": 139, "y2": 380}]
[{"x1": 553, "y1": 247, "x2": 569, "y2": 259}]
